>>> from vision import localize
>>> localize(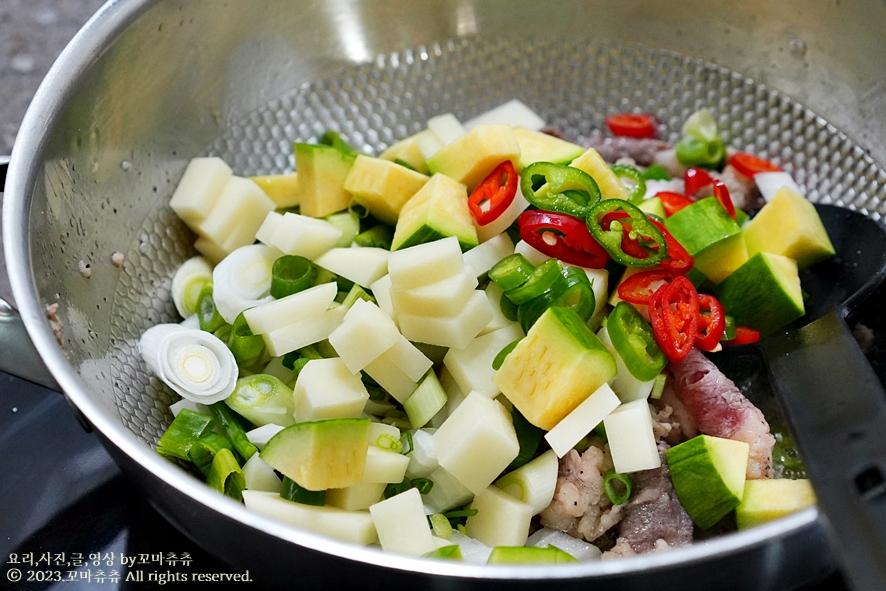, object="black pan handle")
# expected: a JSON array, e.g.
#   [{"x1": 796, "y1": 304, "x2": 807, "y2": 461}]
[
  {"x1": 1, "y1": 158, "x2": 61, "y2": 391},
  {"x1": 762, "y1": 310, "x2": 886, "y2": 591}
]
